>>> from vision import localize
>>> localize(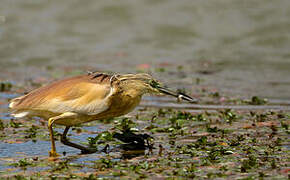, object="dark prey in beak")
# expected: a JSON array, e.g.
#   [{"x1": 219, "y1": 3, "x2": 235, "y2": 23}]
[{"x1": 157, "y1": 86, "x2": 198, "y2": 103}]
